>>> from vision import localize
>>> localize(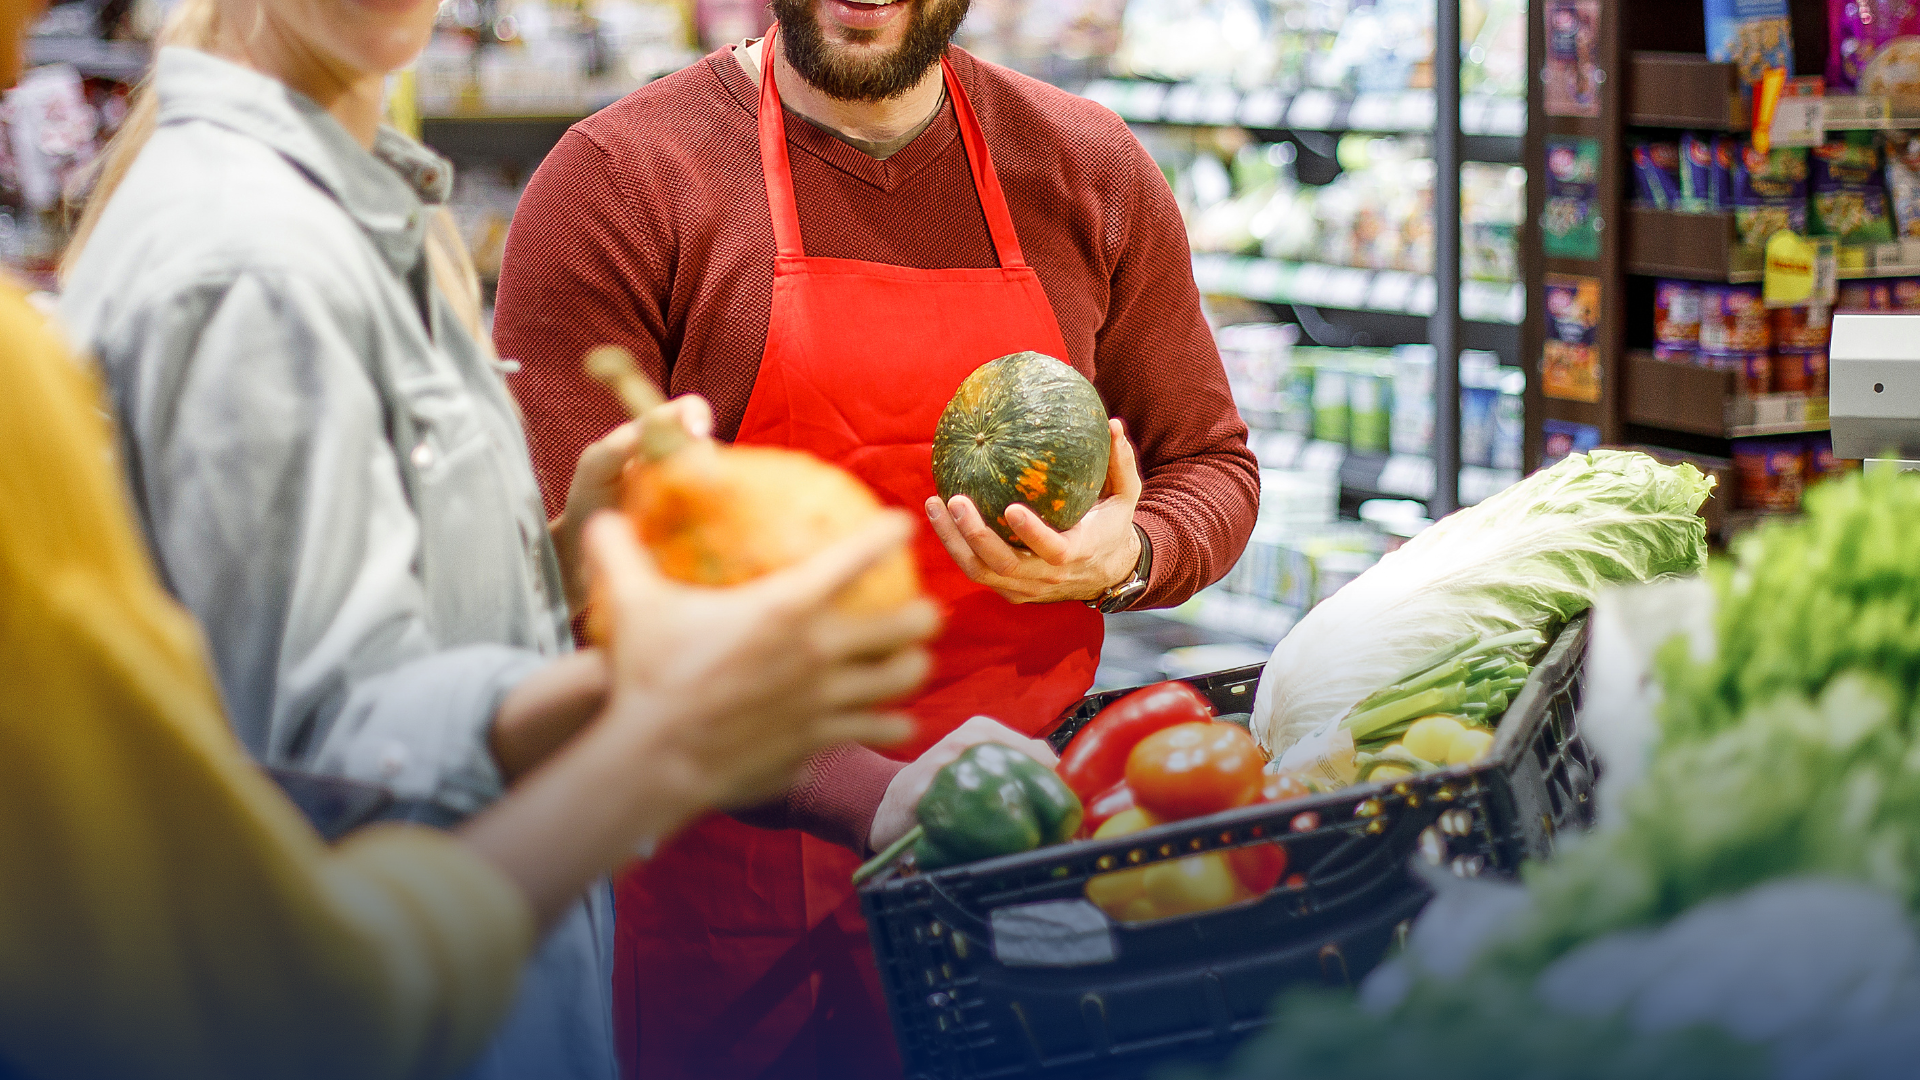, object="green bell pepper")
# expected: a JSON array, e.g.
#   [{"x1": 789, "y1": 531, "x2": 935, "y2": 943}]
[{"x1": 852, "y1": 742, "x2": 1082, "y2": 884}]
